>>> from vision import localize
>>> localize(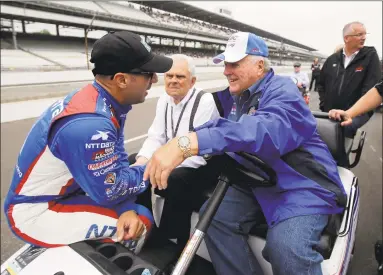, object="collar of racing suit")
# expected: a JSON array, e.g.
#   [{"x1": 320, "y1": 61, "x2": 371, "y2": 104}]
[{"x1": 92, "y1": 80, "x2": 132, "y2": 119}]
